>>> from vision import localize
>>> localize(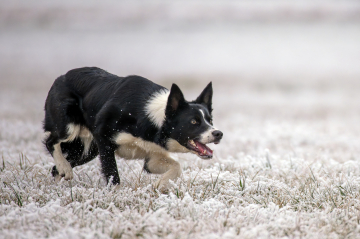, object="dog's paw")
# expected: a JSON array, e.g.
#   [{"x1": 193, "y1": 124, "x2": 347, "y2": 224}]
[
  {"x1": 153, "y1": 180, "x2": 170, "y2": 194},
  {"x1": 56, "y1": 161, "x2": 73, "y2": 181},
  {"x1": 112, "y1": 184, "x2": 121, "y2": 191},
  {"x1": 159, "y1": 187, "x2": 169, "y2": 194},
  {"x1": 54, "y1": 174, "x2": 62, "y2": 183}
]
